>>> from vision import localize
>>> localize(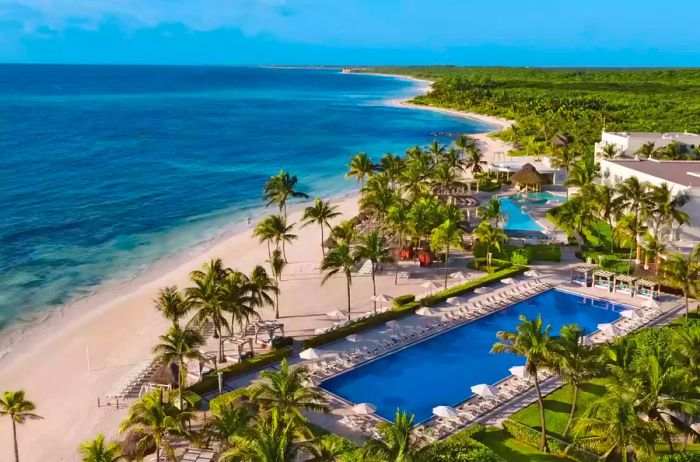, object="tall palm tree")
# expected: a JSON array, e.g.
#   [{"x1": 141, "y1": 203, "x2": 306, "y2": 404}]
[
  {"x1": 555, "y1": 196, "x2": 593, "y2": 247},
  {"x1": 564, "y1": 154, "x2": 600, "y2": 196},
  {"x1": 550, "y1": 324, "x2": 598, "y2": 437},
  {"x1": 78, "y1": 434, "x2": 123, "y2": 462},
  {"x1": 462, "y1": 144, "x2": 486, "y2": 177},
  {"x1": 249, "y1": 265, "x2": 277, "y2": 315},
  {"x1": 430, "y1": 219, "x2": 464, "y2": 289},
  {"x1": 253, "y1": 217, "x2": 278, "y2": 260},
  {"x1": 573, "y1": 384, "x2": 660, "y2": 462},
  {"x1": 302, "y1": 198, "x2": 341, "y2": 257},
  {"x1": 321, "y1": 242, "x2": 358, "y2": 321},
  {"x1": 329, "y1": 220, "x2": 357, "y2": 246},
  {"x1": 266, "y1": 214, "x2": 297, "y2": 262},
  {"x1": 347, "y1": 152, "x2": 376, "y2": 191},
  {"x1": 472, "y1": 221, "x2": 507, "y2": 272},
  {"x1": 430, "y1": 163, "x2": 465, "y2": 205},
  {"x1": 616, "y1": 177, "x2": 651, "y2": 265},
  {"x1": 636, "y1": 141, "x2": 657, "y2": 159},
  {"x1": 386, "y1": 200, "x2": 410, "y2": 285},
  {"x1": 267, "y1": 249, "x2": 286, "y2": 319},
  {"x1": 303, "y1": 434, "x2": 349, "y2": 462},
  {"x1": 378, "y1": 153, "x2": 404, "y2": 188},
  {"x1": 152, "y1": 326, "x2": 205, "y2": 410},
  {"x1": 479, "y1": 196, "x2": 504, "y2": 227},
  {"x1": 592, "y1": 184, "x2": 619, "y2": 252},
  {"x1": 427, "y1": 140, "x2": 447, "y2": 164},
  {"x1": 648, "y1": 182, "x2": 690, "y2": 239},
  {"x1": 0, "y1": 391, "x2": 42, "y2": 462},
  {"x1": 662, "y1": 253, "x2": 699, "y2": 321},
  {"x1": 354, "y1": 230, "x2": 391, "y2": 312},
  {"x1": 247, "y1": 360, "x2": 328, "y2": 419},
  {"x1": 550, "y1": 145, "x2": 579, "y2": 198},
  {"x1": 221, "y1": 271, "x2": 257, "y2": 335},
  {"x1": 641, "y1": 232, "x2": 665, "y2": 274},
  {"x1": 202, "y1": 403, "x2": 252, "y2": 450},
  {"x1": 615, "y1": 213, "x2": 646, "y2": 275},
  {"x1": 600, "y1": 144, "x2": 619, "y2": 159},
  {"x1": 362, "y1": 410, "x2": 429, "y2": 462},
  {"x1": 360, "y1": 173, "x2": 396, "y2": 221},
  {"x1": 118, "y1": 389, "x2": 190, "y2": 462},
  {"x1": 492, "y1": 315, "x2": 556, "y2": 452},
  {"x1": 187, "y1": 259, "x2": 230, "y2": 363},
  {"x1": 264, "y1": 170, "x2": 309, "y2": 219},
  {"x1": 454, "y1": 134, "x2": 477, "y2": 154},
  {"x1": 399, "y1": 162, "x2": 430, "y2": 202},
  {"x1": 153, "y1": 286, "x2": 191, "y2": 329}
]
